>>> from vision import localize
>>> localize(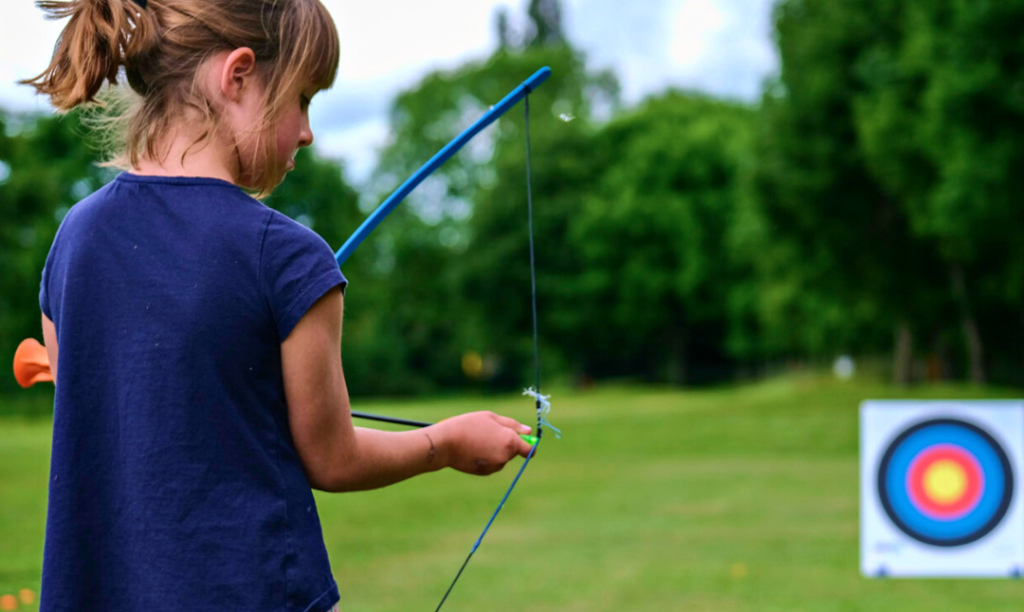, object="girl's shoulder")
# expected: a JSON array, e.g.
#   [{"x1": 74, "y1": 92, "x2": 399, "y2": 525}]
[
  {"x1": 66, "y1": 173, "x2": 260, "y2": 221},
  {"x1": 261, "y1": 206, "x2": 334, "y2": 251}
]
